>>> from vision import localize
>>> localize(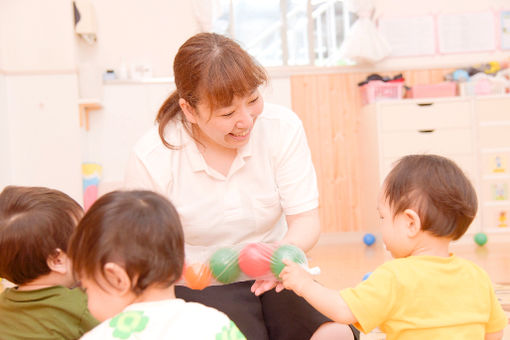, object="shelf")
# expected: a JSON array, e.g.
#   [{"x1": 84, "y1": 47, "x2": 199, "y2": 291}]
[
  {"x1": 78, "y1": 98, "x2": 102, "y2": 131},
  {"x1": 484, "y1": 201, "x2": 510, "y2": 207}
]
